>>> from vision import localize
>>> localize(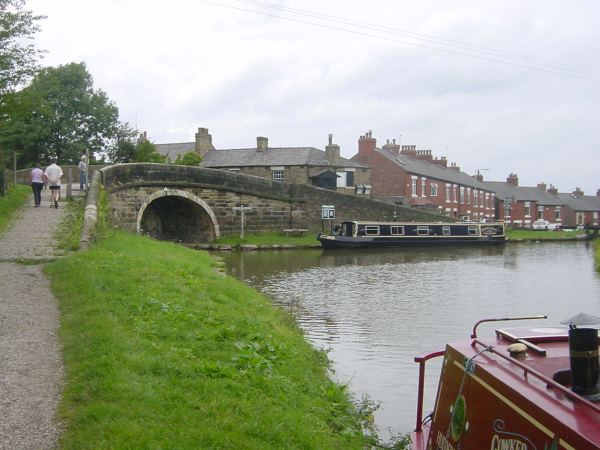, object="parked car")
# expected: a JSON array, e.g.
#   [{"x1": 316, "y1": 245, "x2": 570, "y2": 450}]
[{"x1": 532, "y1": 219, "x2": 558, "y2": 230}]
